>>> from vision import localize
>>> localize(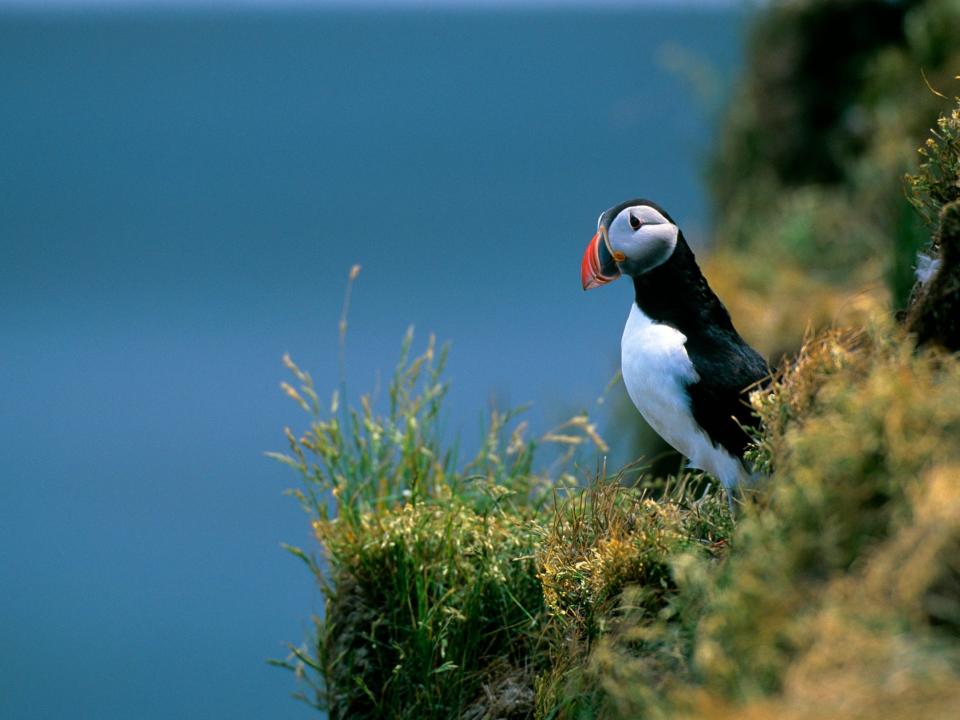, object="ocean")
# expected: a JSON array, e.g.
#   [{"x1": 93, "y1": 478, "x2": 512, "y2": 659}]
[{"x1": 0, "y1": 4, "x2": 745, "y2": 717}]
